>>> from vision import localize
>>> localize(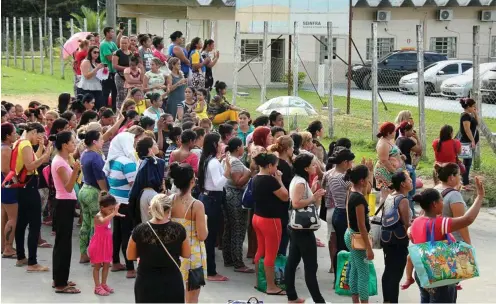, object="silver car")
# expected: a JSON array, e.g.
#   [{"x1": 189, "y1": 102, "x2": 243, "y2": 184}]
[{"x1": 481, "y1": 69, "x2": 496, "y2": 104}]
